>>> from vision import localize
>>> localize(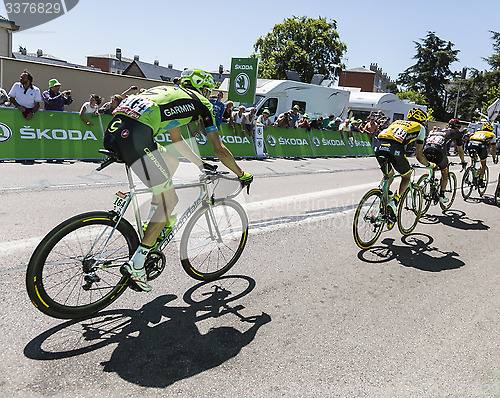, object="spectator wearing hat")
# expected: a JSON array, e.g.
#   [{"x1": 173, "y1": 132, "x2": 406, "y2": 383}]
[
  {"x1": 233, "y1": 105, "x2": 247, "y2": 137},
  {"x1": 339, "y1": 118, "x2": 353, "y2": 140},
  {"x1": 8, "y1": 69, "x2": 42, "y2": 120},
  {"x1": 290, "y1": 104, "x2": 300, "y2": 128},
  {"x1": 297, "y1": 113, "x2": 311, "y2": 130},
  {"x1": 42, "y1": 78, "x2": 73, "y2": 111},
  {"x1": 351, "y1": 119, "x2": 363, "y2": 133},
  {"x1": 256, "y1": 108, "x2": 272, "y2": 130}
]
